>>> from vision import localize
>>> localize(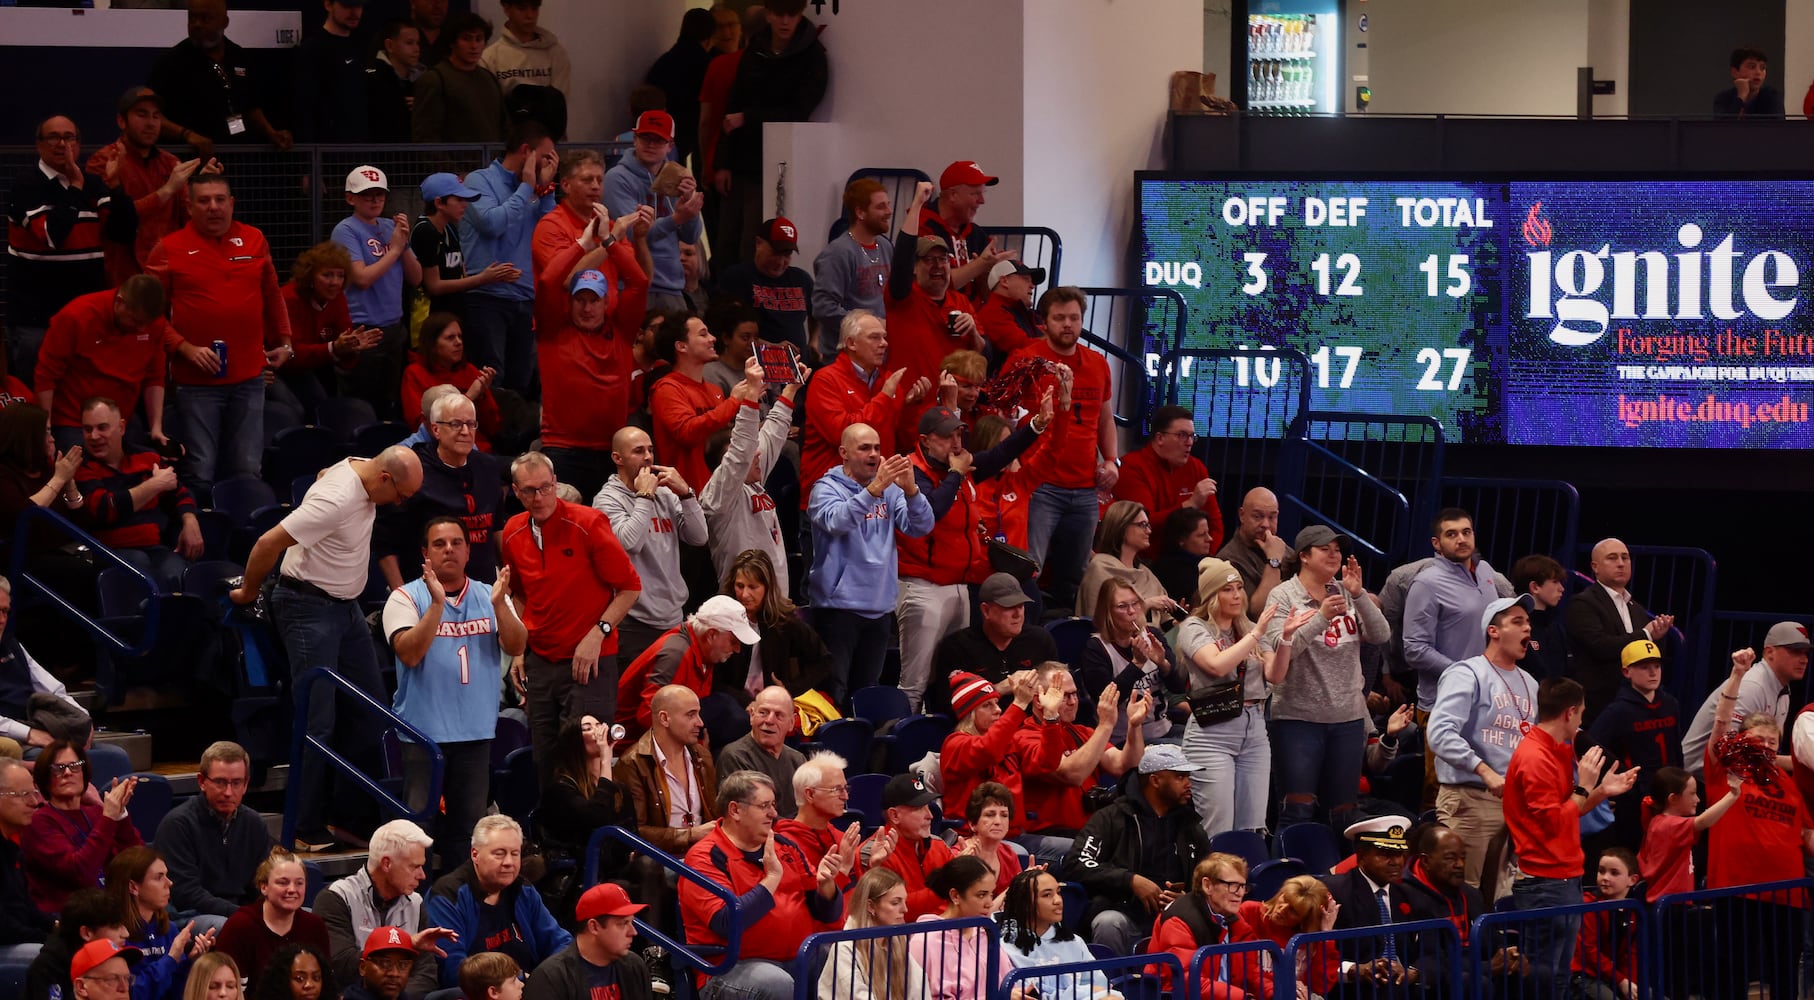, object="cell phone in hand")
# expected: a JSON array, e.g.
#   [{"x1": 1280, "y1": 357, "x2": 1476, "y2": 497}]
[{"x1": 1325, "y1": 580, "x2": 1343, "y2": 598}]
